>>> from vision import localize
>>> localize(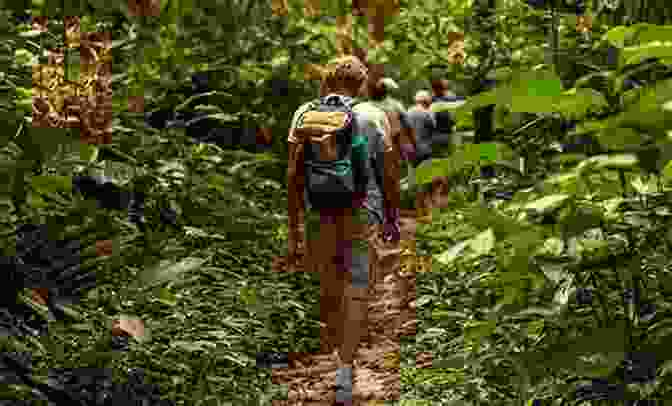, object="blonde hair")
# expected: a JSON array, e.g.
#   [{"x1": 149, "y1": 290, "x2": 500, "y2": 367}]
[{"x1": 322, "y1": 55, "x2": 368, "y2": 94}]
